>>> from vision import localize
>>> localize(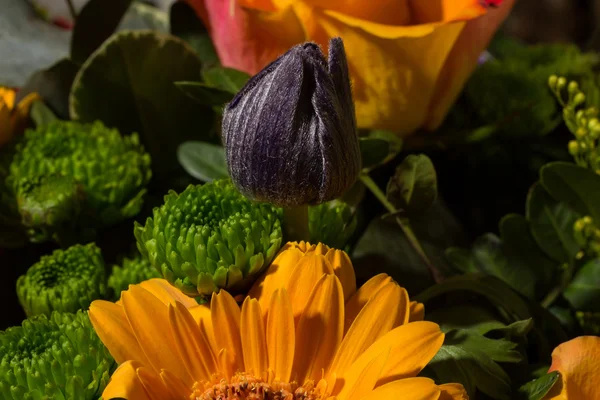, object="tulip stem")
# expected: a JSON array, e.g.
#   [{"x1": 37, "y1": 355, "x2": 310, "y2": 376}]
[
  {"x1": 359, "y1": 173, "x2": 443, "y2": 283},
  {"x1": 282, "y1": 205, "x2": 311, "y2": 243}
]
